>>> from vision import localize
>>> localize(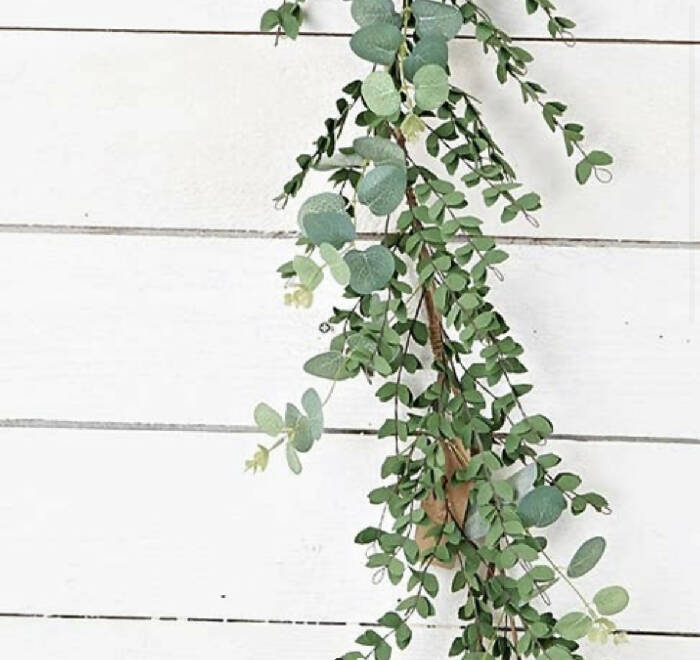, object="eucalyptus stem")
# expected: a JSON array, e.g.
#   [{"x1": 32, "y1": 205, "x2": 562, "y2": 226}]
[{"x1": 253, "y1": 1, "x2": 629, "y2": 657}]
